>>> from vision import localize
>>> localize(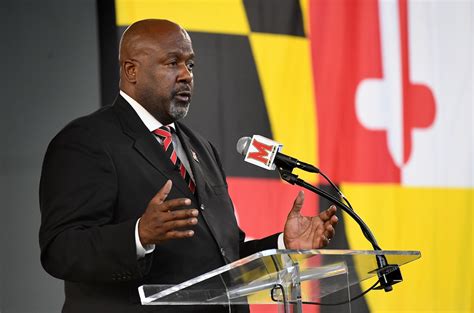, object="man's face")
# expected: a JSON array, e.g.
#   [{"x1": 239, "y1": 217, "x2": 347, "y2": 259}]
[{"x1": 134, "y1": 28, "x2": 195, "y2": 125}]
